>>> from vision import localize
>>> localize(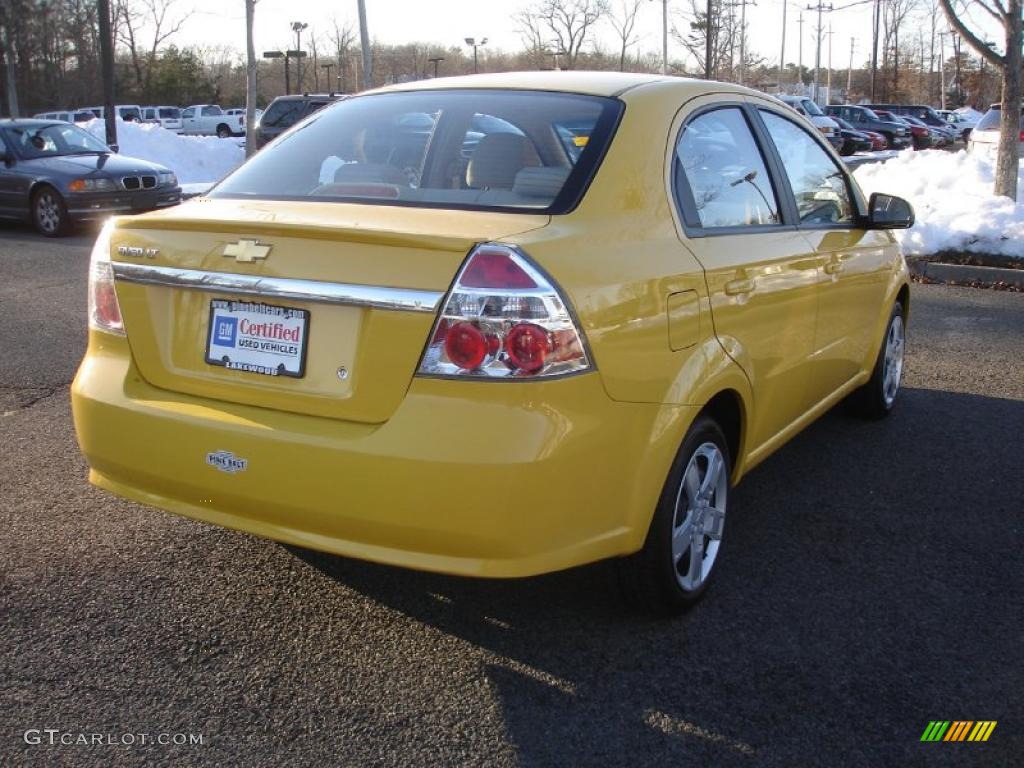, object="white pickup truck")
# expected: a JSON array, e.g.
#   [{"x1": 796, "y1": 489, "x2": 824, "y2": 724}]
[{"x1": 180, "y1": 105, "x2": 245, "y2": 138}]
